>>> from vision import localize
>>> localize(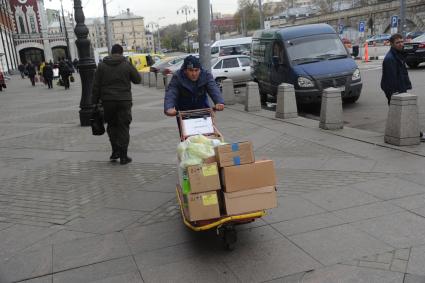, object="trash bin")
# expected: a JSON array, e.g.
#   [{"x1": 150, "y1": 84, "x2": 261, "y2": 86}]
[{"x1": 352, "y1": 45, "x2": 359, "y2": 58}]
